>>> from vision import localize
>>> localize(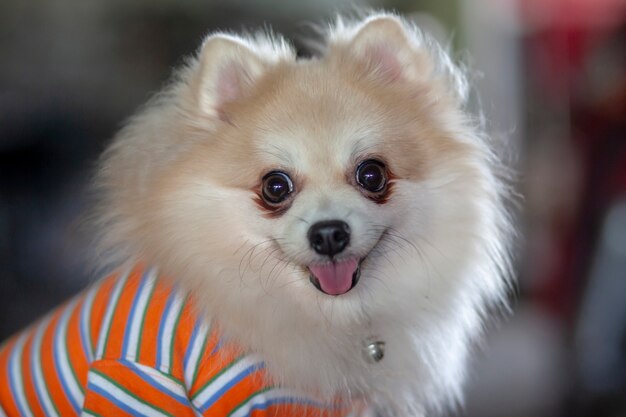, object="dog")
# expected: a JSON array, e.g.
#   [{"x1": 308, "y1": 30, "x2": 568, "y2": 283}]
[{"x1": 0, "y1": 12, "x2": 512, "y2": 417}]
